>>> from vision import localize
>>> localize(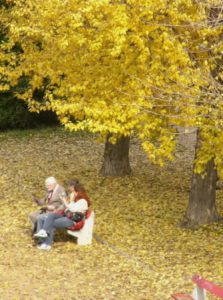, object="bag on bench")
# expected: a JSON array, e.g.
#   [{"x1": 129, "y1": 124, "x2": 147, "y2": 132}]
[{"x1": 67, "y1": 210, "x2": 92, "y2": 231}]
